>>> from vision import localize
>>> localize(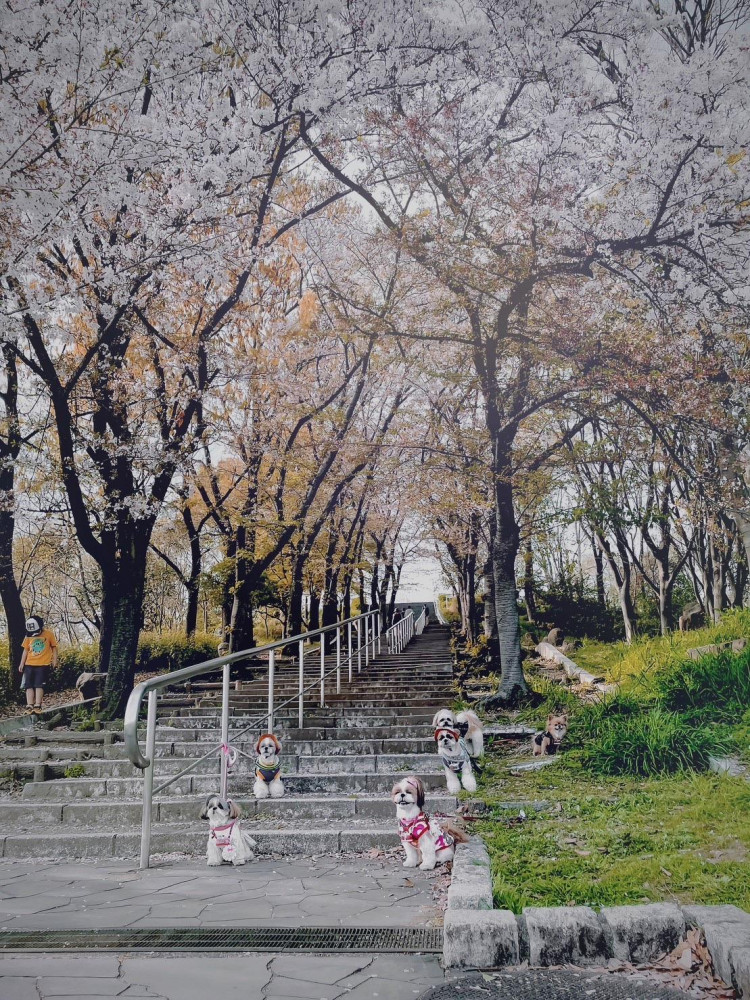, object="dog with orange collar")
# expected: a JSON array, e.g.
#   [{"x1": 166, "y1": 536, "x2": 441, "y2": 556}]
[
  {"x1": 391, "y1": 776, "x2": 468, "y2": 869},
  {"x1": 199, "y1": 795, "x2": 257, "y2": 866},
  {"x1": 253, "y1": 733, "x2": 284, "y2": 799}
]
